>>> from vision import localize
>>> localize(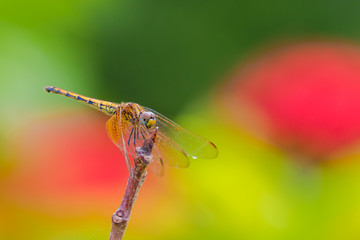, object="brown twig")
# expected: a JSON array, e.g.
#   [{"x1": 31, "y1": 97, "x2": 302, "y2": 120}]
[{"x1": 109, "y1": 128, "x2": 158, "y2": 240}]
